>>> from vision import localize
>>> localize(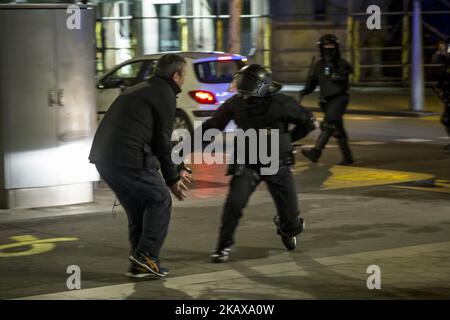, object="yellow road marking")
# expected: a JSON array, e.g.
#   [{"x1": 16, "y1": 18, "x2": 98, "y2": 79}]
[
  {"x1": 323, "y1": 166, "x2": 433, "y2": 190},
  {"x1": 292, "y1": 163, "x2": 434, "y2": 190},
  {"x1": 0, "y1": 235, "x2": 78, "y2": 258},
  {"x1": 392, "y1": 179, "x2": 450, "y2": 194}
]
